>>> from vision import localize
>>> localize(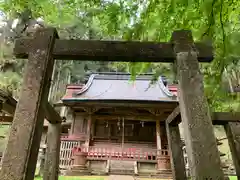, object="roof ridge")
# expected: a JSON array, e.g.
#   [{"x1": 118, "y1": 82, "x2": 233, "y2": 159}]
[{"x1": 86, "y1": 72, "x2": 156, "y2": 76}]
